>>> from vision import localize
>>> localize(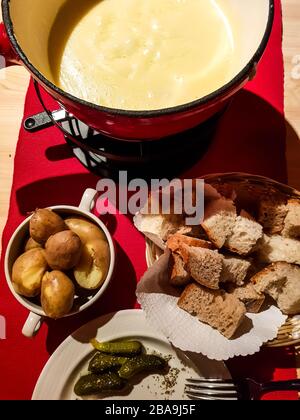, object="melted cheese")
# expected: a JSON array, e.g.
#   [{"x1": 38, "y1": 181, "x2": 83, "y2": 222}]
[{"x1": 49, "y1": 0, "x2": 238, "y2": 110}]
